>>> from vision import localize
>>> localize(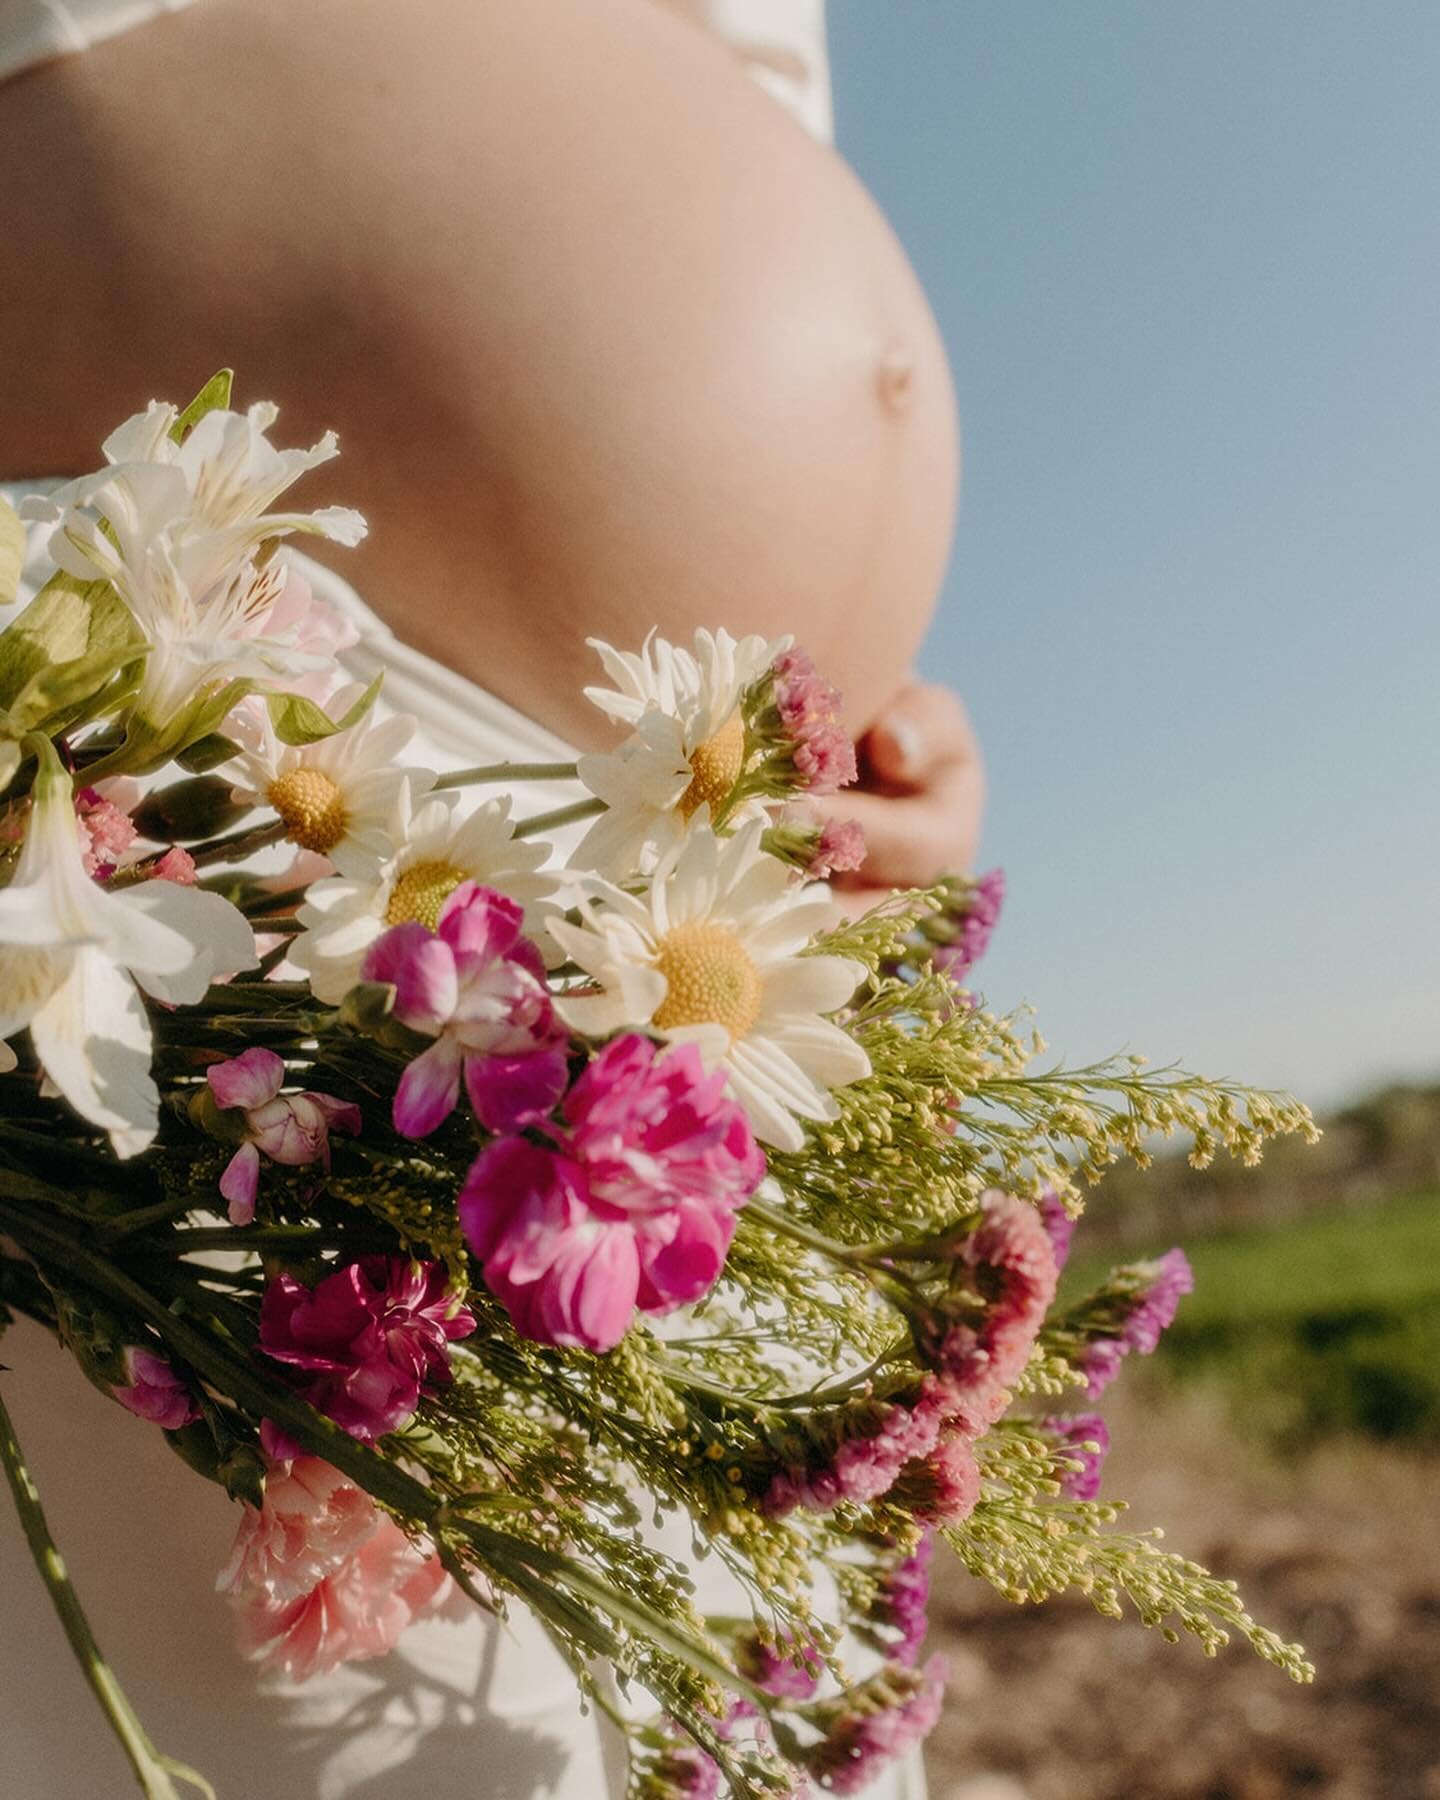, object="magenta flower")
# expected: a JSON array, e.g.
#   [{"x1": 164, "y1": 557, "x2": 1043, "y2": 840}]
[
  {"x1": 361, "y1": 881, "x2": 568, "y2": 1139},
  {"x1": 258, "y1": 1256, "x2": 476, "y2": 1442},
  {"x1": 207, "y1": 1047, "x2": 362, "y2": 1225},
  {"x1": 890, "y1": 1422, "x2": 982, "y2": 1527},
  {"x1": 737, "y1": 1630, "x2": 821, "y2": 1701},
  {"x1": 763, "y1": 1374, "x2": 955, "y2": 1517},
  {"x1": 1046, "y1": 1413, "x2": 1111, "y2": 1500},
  {"x1": 771, "y1": 647, "x2": 858, "y2": 793},
  {"x1": 459, "y1": 1036, "x2": 764, "y2": 1352},
  {"x1": 112, "y1": 1346, "x2": 201, "y2": 1431}
]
